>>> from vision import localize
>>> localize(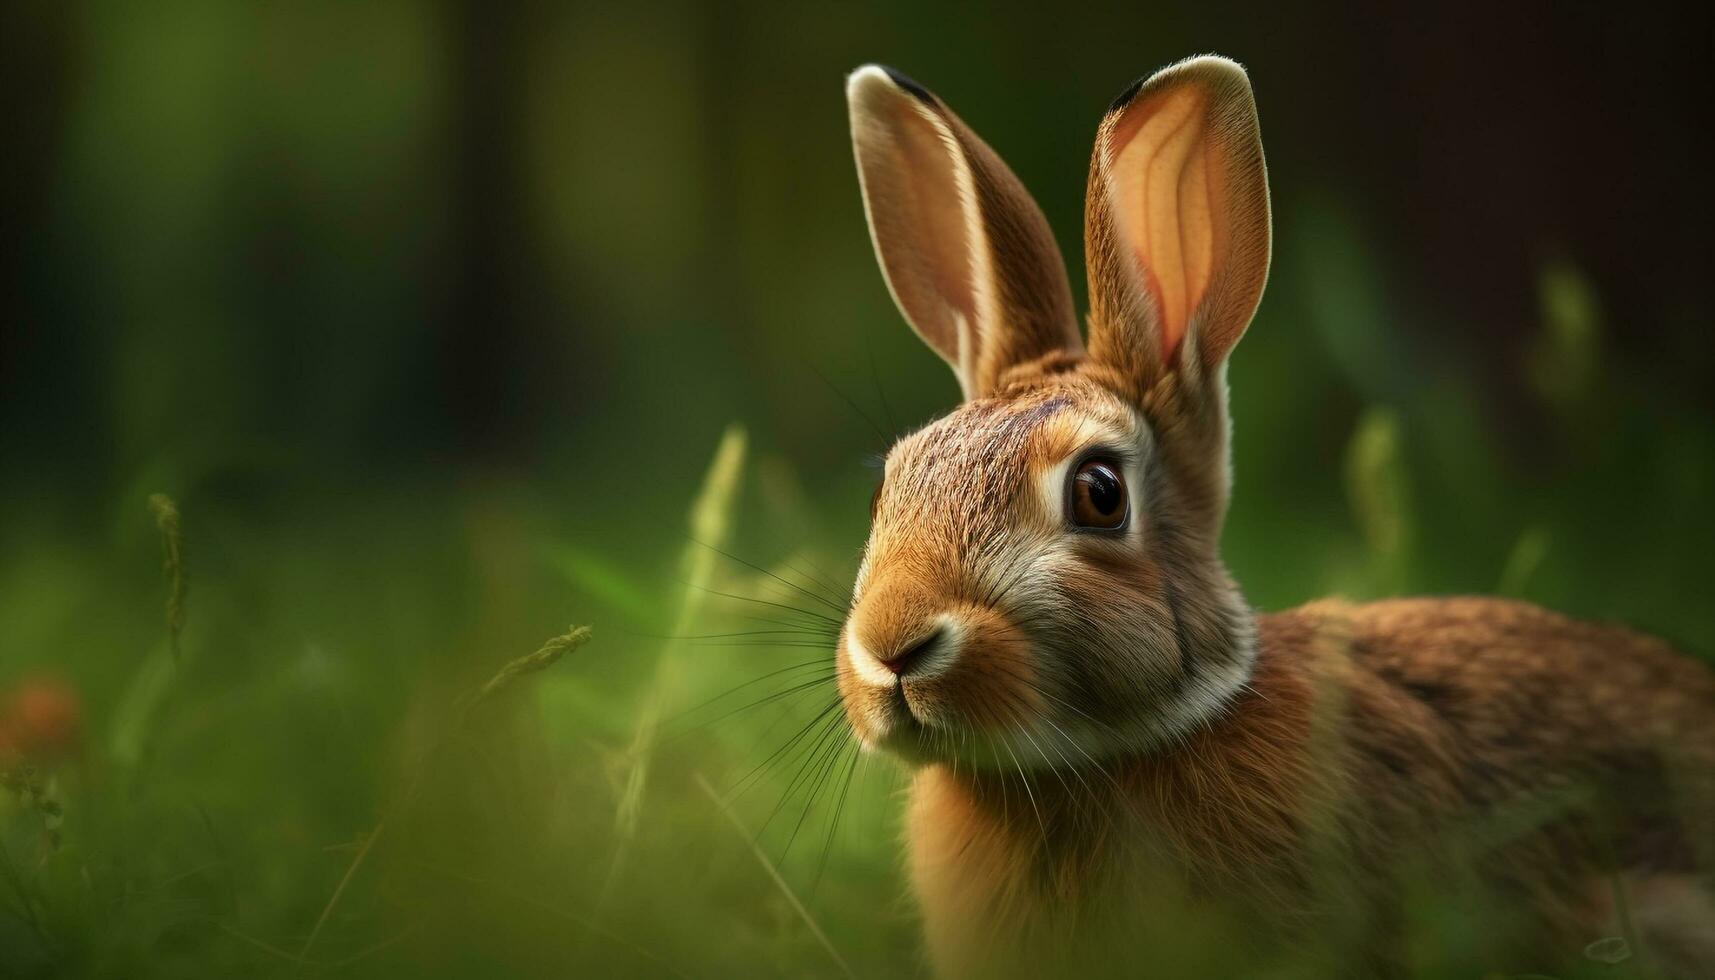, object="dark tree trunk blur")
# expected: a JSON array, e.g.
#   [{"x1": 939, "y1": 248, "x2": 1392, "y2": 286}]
[{"x1": 435, "y1": 0, "x2": 533, "y2": 460}]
